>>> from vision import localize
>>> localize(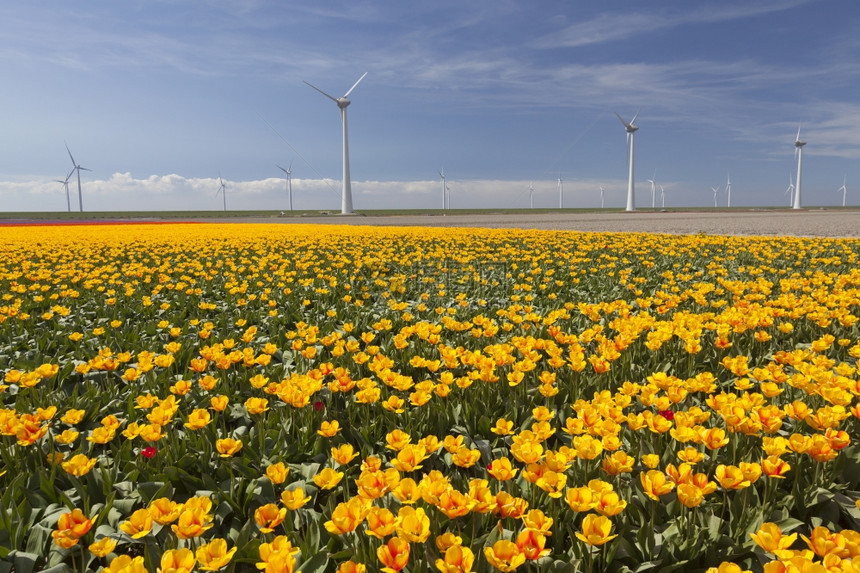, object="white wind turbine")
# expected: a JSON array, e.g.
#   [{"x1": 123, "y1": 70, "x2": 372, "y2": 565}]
[
  {"x1": 660, "y1": 185, "x2": 665, "y2": 209},
  {"x1": 557, "y1": 175, "x2": 564, "y2": 208},
  {"x1": 440, "y1": 169, "x2": 447, "y2": 210},
  {"x1": 216, "y1": 173, "x2": 227, "y2": 212},
  {"x1": 711, "y1": 185, "x2": 721, "y2": 208},
  {"x1": 616, "y1": 110, "x2": 640, "y2": 212},
  {"x1": 54, "y1": 169, "x2": 74, "y2": 213},
  {"x1": 304, "y1": 72, "x2": 367, "y2": 215},
  {"x1": 838, "y1": 175, "x2": 847, "y2": 207},
  {"x1": 725, "y1": 174, "x2": 732, "y2": 208},
  {"x1": 276, "y1": 162, "x2": 293, "y2": 211},
  {"x1": 647, "y1": 169, "x2": 657, "y2": 209},
  {"x1": 785, "y1": 172, "x2": 795, "y2": 207},
  {"x1": 64, "y1": 143, "x2": 90, "y2": 212},
  {"x1": 529, "y1": 182, "x2": 535, "y2": 209},
  {"x1": 599, "y1": 185, "x2": 605, "y2": 209},
  {"x1": 793, "y1": 126, "x2": 806, "y2": 210}
]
